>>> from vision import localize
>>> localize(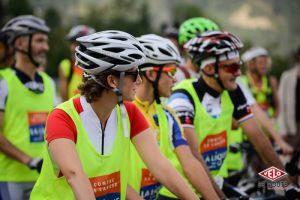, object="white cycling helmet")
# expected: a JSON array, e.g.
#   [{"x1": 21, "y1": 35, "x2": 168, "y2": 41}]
[
  {"x1": 75, "y1": 30, "x2": 145, "y2": 75},
  {"x1": 241, "y1": 47, "x2": 268, "y2": 62},
  {"x1": 137, "y1": 34, "x2": 181, "y2": 66},
  {"x1": 1, "y1": 15, "x2": 49, "y2": 44}
]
